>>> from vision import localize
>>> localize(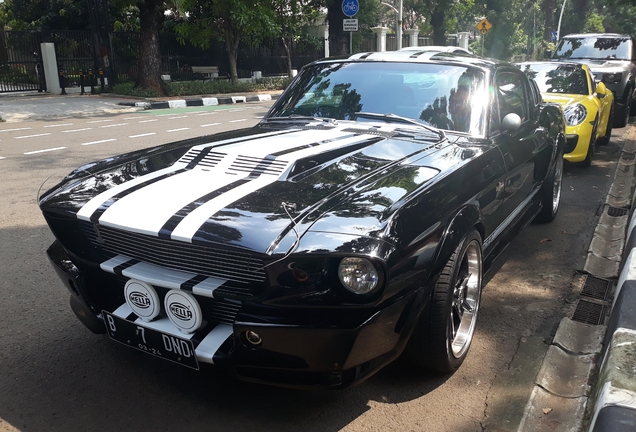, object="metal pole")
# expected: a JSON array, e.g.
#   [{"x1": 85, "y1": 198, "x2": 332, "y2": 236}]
[
  {"x1": 350, "y1": 32, "x2": 352, "y2": 54},
  {"x1": 556, "y1": 0, "x2": 567, "y2": 41},
  {"x1": 397, "y1": 0, "x2": 403, "y2": 49}
]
